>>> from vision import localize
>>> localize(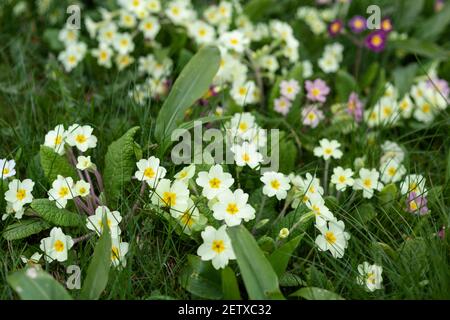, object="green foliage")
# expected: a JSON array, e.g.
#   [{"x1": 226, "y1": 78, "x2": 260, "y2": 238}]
[
  {"x1": 244, "y1": 0, "x2": 275, "y2": 21},
  {"x1": 269, "y1": 235, "x2": 302, "y2": 277},
  {"x1": 179, "y1": 255, "x2": 223, "y2": 300},
  {"x1": 31, "y1": 199, "x2": 83, "y2": 227},
  {"x1": 103, "y1": 126, "x2": 140, "y2": 206},
  {"x1": 2, "y1": 219, "x2": 51, "y2": 240},
  {"x1": 393, "y1": 64, "x2": 418, "y2": 98},
  {"x1": 290, "y1": 287, "x2": 344, "y2": 300},
  {"x1": 154, "y1": 46, "x2": 221, "y2": 153},
  {"x1": 79, "y1": 214, "x2": 112, "y2": 300},
  {"x1": 336, "y1": 70, "x2": 358, "y2": 102},
  {"x1": 39, "y1": 146, "x2": 77, "y2": 182},
  {"x1": 415, "y1": 3, "x2": 450, "y2": 41},
  {"x1": 221, "y1": 267, "x2": 241, "y2": 300},
  {"x1": 390, "y1": 39, "x2": 450, "y2": 61},
  {"x1": 227, "y1": 225, "x2": 284, "y2": 300},
  {"x1": 7, "y1": 267, "x2": 72, "y2": 300}
]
